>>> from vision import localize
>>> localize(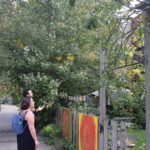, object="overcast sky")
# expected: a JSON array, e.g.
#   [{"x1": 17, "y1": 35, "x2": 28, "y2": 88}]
[{"x1": 131, "y1": 0, "x2": 139, "y2": 6}]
